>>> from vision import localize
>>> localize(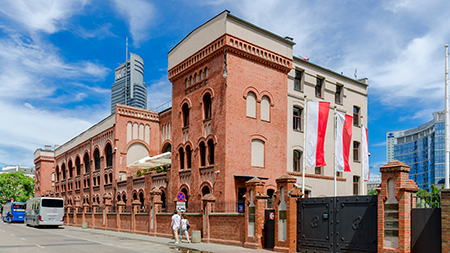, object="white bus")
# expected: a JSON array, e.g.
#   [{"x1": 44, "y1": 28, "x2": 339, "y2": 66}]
[{"x1": 25, "y1": 197, "x2": 65, "y2": 227}]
